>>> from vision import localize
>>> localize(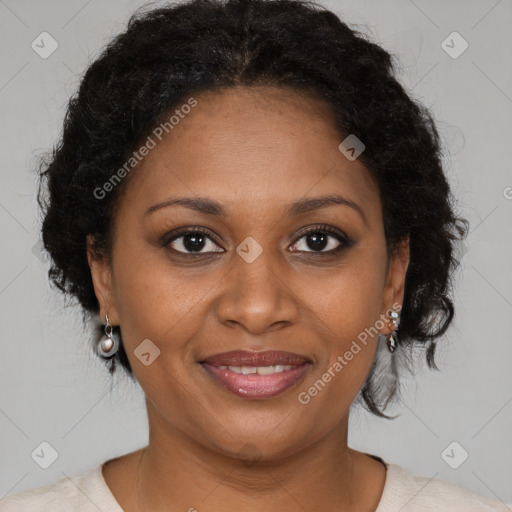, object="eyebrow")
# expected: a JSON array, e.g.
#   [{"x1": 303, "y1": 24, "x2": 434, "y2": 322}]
[{"x1": 144, "y1": 194, "x2": 368, "y2": 225}]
